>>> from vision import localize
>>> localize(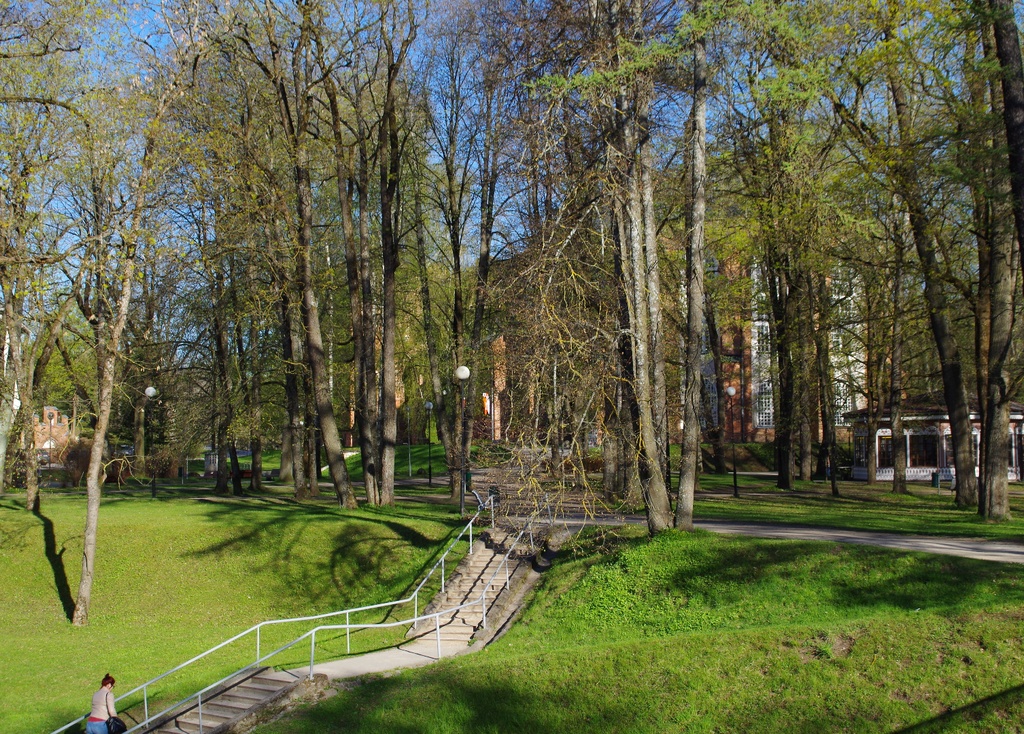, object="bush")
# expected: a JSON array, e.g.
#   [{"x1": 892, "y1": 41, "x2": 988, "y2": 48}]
[
  {"x1": 147, "y1": 447, "x2": 179, "y2": 478},
  {"x1": 61, "y1": 439, "x2": 92, "y2": 487}
]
